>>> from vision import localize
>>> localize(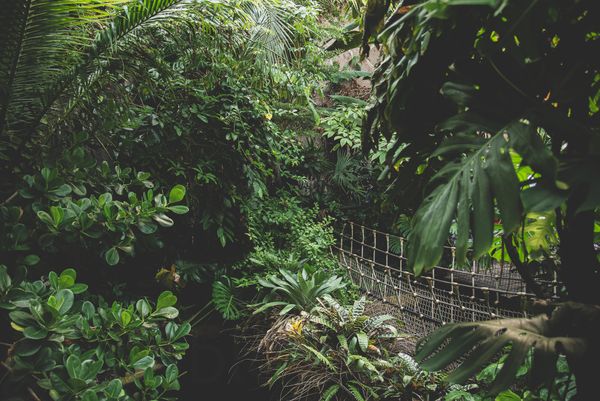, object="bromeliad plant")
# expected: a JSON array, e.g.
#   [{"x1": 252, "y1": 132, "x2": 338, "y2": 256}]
[
  {"x1": 0, "y1": 265, "x2": 189, "y2": 401},
  {"x1": 309, "y1": 295, "x2": 399, "y2": 355},
  {"x1": 254, "y1": 268, "x2": 346, "y2": 315}
]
